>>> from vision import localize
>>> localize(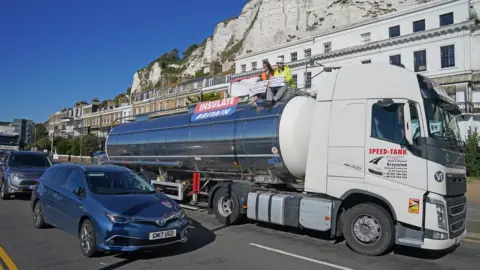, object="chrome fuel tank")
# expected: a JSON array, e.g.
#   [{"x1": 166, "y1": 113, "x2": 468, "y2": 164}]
[{"x1": 106, "y1": 102, "x2": 294, "y2": 180}]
